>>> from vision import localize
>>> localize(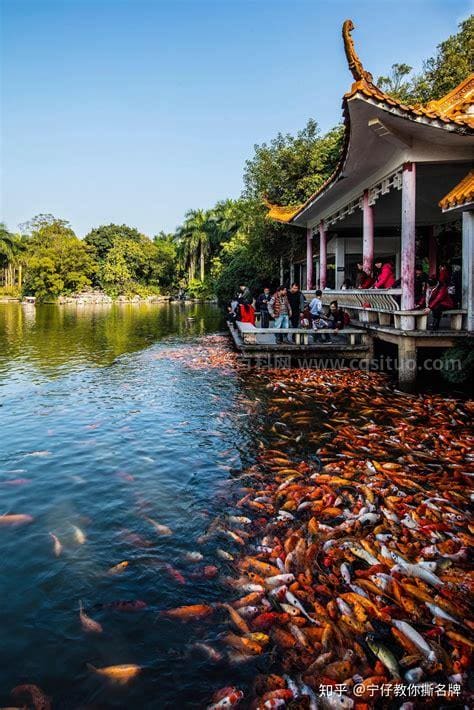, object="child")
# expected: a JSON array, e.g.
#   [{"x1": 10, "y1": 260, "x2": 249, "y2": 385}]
[{"x1": 312, "y1": 314, "x2": 331, "y2": 343}]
